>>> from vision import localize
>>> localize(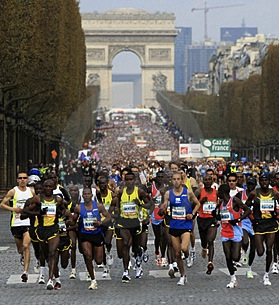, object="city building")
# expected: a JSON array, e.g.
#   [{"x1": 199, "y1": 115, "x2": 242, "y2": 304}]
[
  {"x1": 208, "y1": 34, "x2": 279, "y2": 94},
  {"x1": 174, "y1": 27, "x2": 192, "y2": 94},
  {"x1": 221, "y1": 26, "x2": 258, "y2": 44},
  {"x1": 185, "y1": 41, "x2": 217, "y2": 92}
]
